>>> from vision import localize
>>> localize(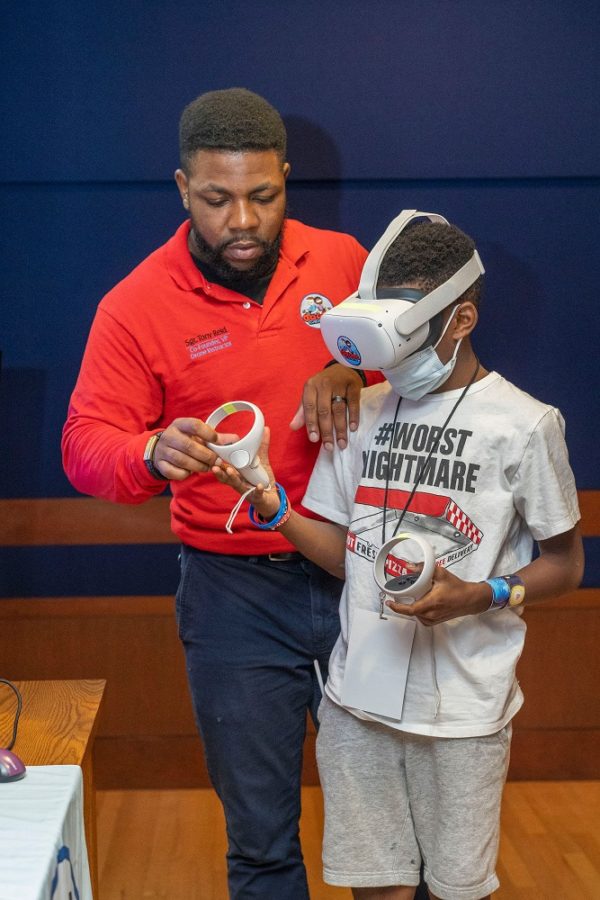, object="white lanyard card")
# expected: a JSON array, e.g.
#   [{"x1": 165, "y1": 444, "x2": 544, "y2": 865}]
[{"x1": 340, "y1": 607, "x2": 416, "y2": 720}]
